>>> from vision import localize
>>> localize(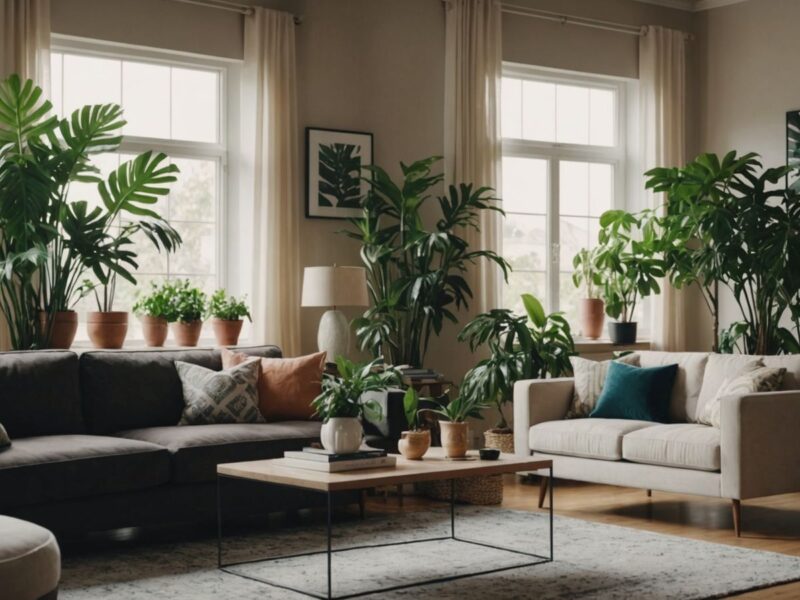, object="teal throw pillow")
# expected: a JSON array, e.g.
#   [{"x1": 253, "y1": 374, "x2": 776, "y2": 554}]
[{"x1": 590, "y1": 361, "x2": 678, "y2": 422}]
